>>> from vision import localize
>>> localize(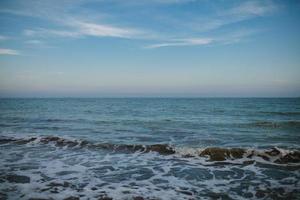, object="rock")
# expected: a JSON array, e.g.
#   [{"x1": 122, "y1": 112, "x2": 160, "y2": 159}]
[
  {"x1": 275, "y1": 151, "x2": 300, "y2": 164},
  {"x1": 133, "y1": 197, "x2": 144, "y2": 200},
  {"x1": 6, "y1": 174, "x2": 30, "y2": 183},
  {"x1": 14, "y1": 137, "x2": 37, "y2": 145},
  {"x1": 47, "y1": 181, "x2": 70, "y2": 188},
  {"x1": 265, "y1": 148, "x2": 281, "y2": 156},
  {"x1": 98, "y1": 197, "x2": 113, "y2": 200},
  {"x1": 147, "y1": 144, "x2": 175, "y2": 155},
  {"x1": 63, "y1": 197, "x2": 80, "y2": 200},
  {"x1": 0, "y1": 138, "x2": 16, "y2": 144},
  {"x1": 199, "y1": 147, "x2": 245, "y2": 161},
  {"x1": 179, "y1": 190, "x2": 193, "y2": 196}
]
